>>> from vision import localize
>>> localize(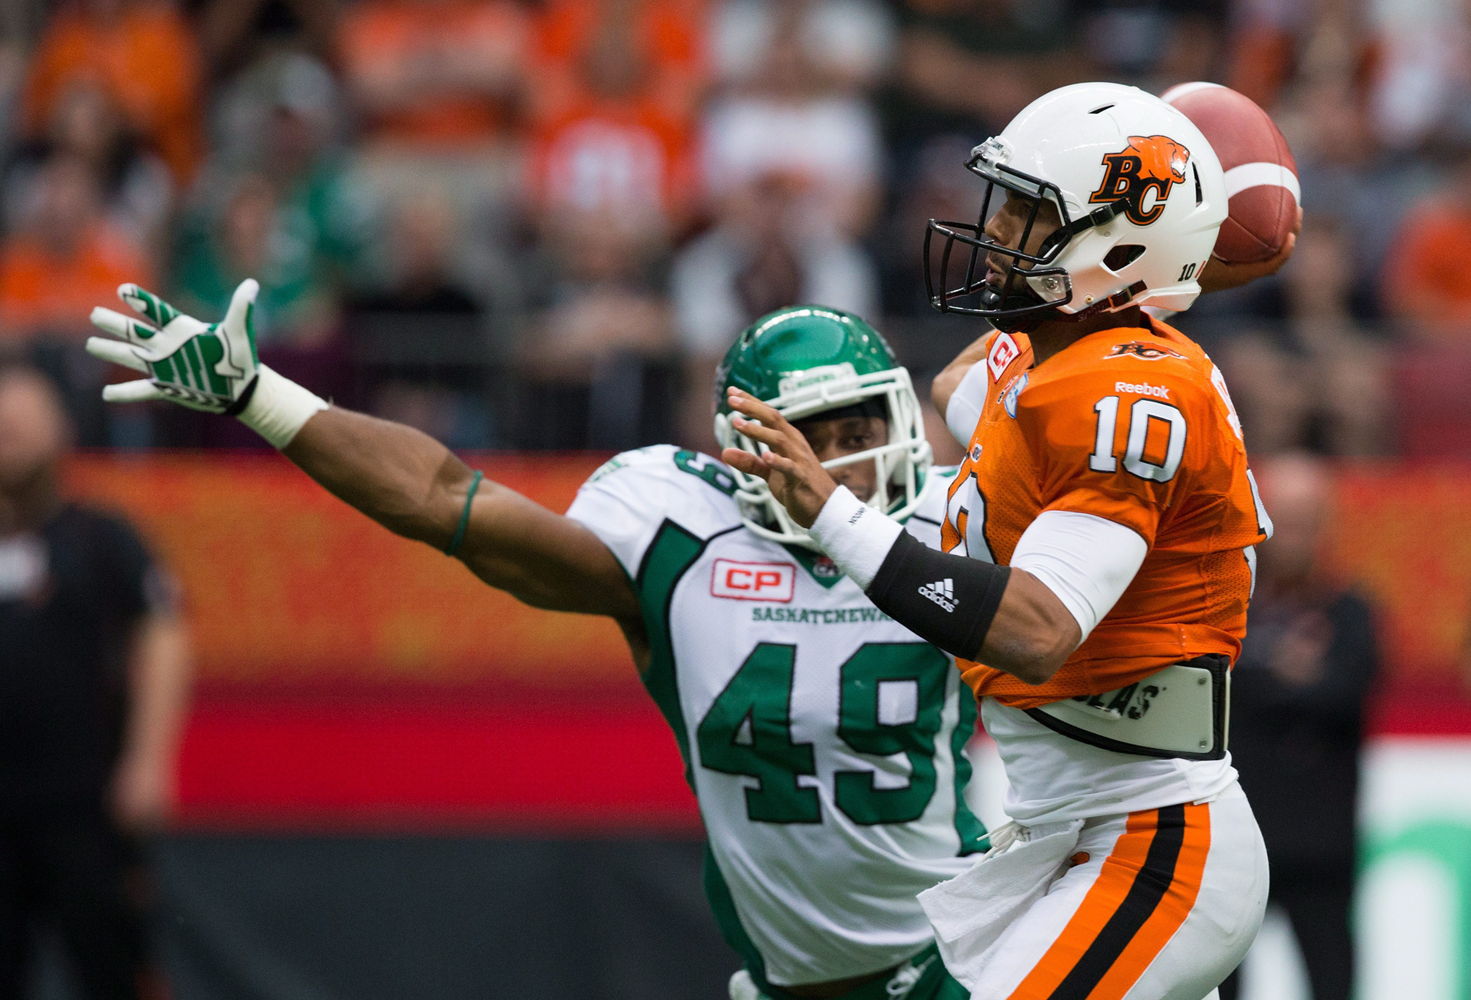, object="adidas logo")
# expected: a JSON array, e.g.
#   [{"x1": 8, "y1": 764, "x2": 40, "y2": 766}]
[{"x1": 917, "y1": 578, "x2": 956, "y2": 612}]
